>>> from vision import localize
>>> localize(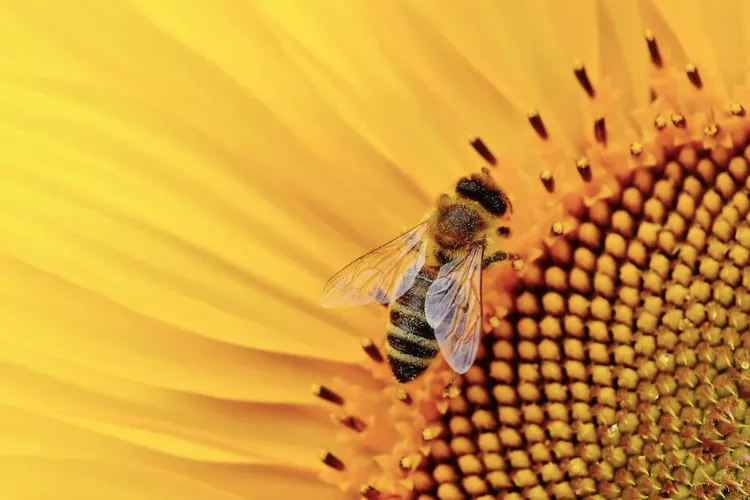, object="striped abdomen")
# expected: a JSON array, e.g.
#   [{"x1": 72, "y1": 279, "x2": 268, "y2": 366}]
[{"x1": 386, "y1": 268, "x2": 440, "y2": 383}]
